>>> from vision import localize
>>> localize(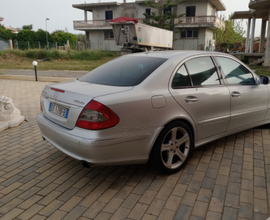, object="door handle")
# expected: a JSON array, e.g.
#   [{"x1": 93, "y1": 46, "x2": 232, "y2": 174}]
[
  {"x1": 231, "y1": 91, "x2": 240, "y2": 97},
  {"x1": 185, "y1": 96, "x2": 198, "y2": 103}
]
